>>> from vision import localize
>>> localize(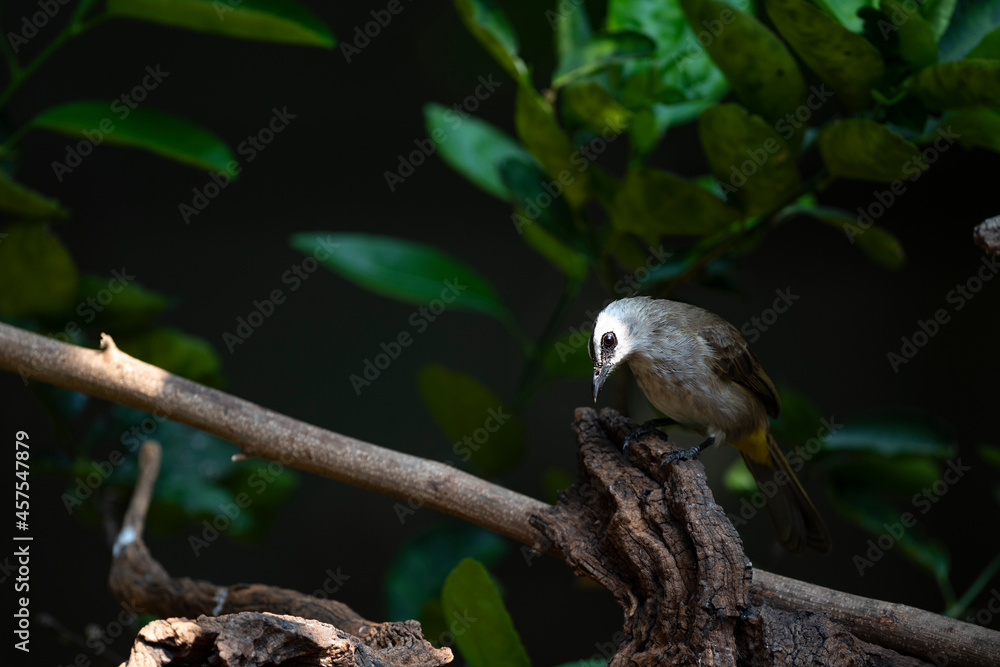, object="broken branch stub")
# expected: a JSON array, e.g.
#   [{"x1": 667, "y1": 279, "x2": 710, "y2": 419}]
[{"x1": 529, "y1": 408, "x2": 928, "y2": 666}]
